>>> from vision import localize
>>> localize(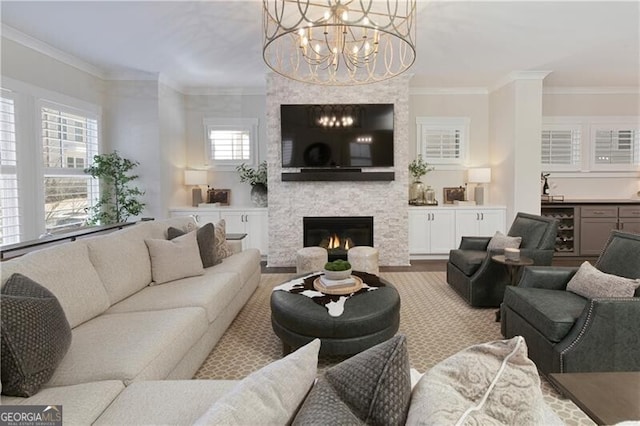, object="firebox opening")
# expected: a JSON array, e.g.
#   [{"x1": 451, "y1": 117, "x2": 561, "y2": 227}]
[{"x1": 303, "y1": 216, "x2": 373, "y2": 261}]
